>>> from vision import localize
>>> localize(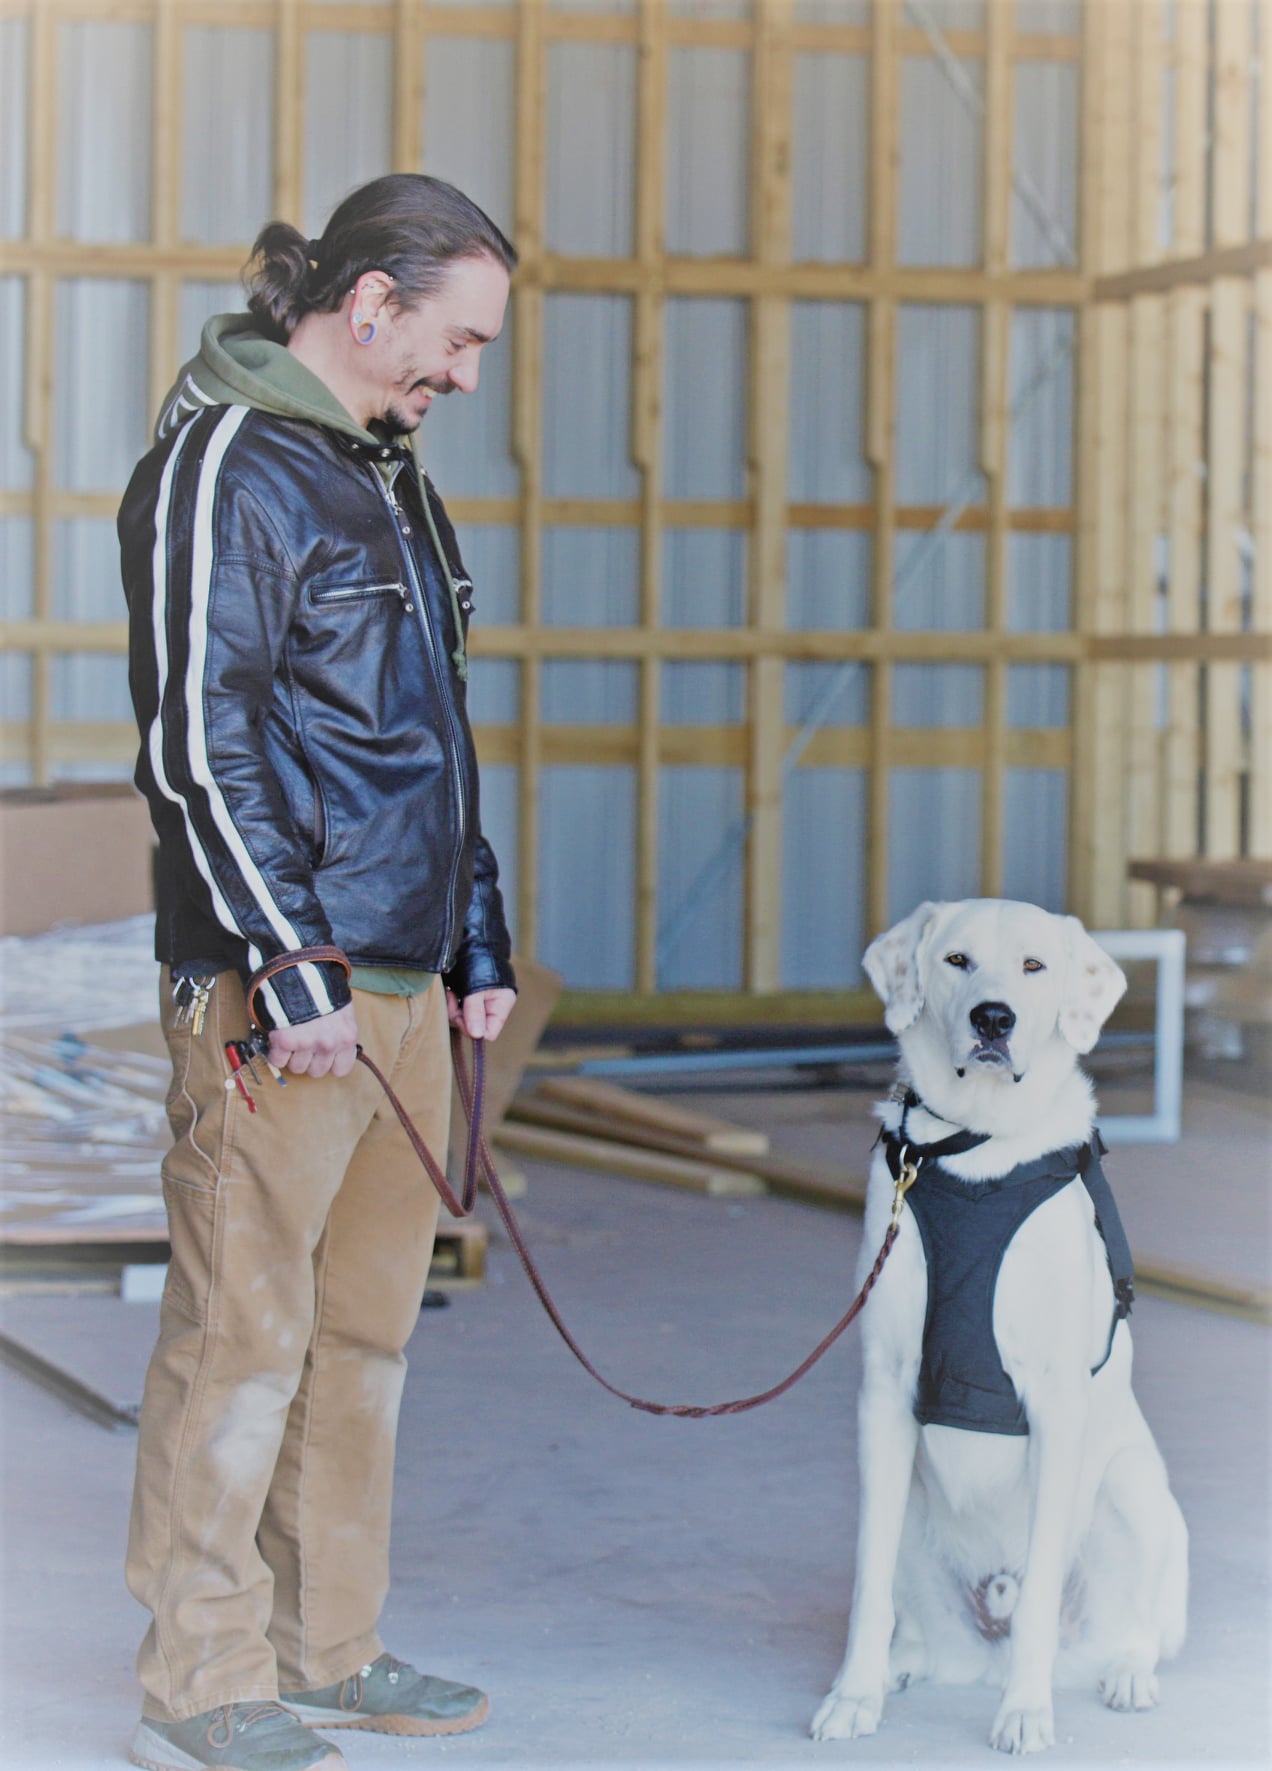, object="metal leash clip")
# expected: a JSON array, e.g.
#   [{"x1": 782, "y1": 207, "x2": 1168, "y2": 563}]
[{"x1": 891, "y1": 1145, "x2": 920, "y2": 1230}]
